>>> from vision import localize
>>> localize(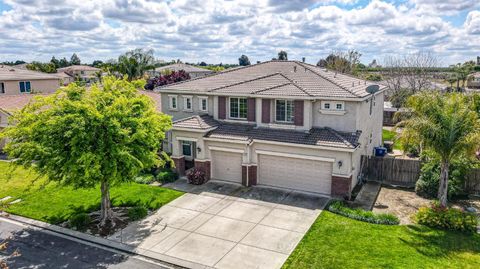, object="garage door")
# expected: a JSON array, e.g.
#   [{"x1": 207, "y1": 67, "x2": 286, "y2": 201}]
[
  {"x1": 258, "y1": 154, "x2": 332, "y2": 194},
  {"x1": 211, "y1": 150, "x2": 242, "y2": 183}
]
